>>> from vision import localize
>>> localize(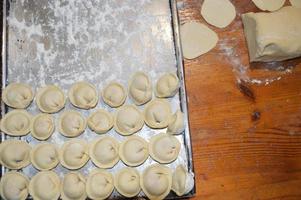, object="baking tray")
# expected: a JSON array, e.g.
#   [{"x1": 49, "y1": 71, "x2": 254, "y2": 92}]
[{"x1": 1, "y1": 0, "x2": 195, "y2": 199}]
